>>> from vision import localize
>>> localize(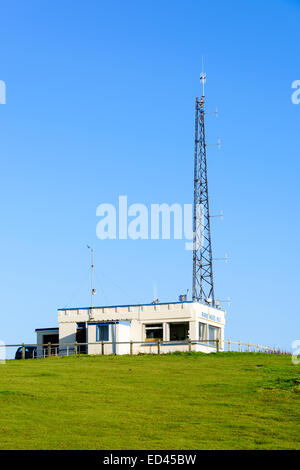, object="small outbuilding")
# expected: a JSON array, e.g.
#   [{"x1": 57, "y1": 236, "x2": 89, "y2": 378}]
[{"x1": 35, "y1": 327, "x2": 59, "y2": 357}]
